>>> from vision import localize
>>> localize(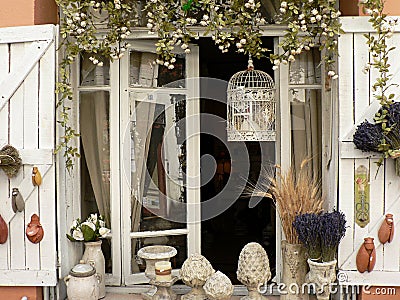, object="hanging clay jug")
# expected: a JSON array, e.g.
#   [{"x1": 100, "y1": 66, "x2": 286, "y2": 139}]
[
  {"x1": 32, "y1": 167, "x2": 42, "y2": 186},
  {"x1": 378, "y1": 214, "x2": 394, "y2": 244},
  {"x1": 12, "y1": 188, "x2": 24, "y2": 213},
  {"x1": 26, "y1": 214, "x2": 44, "y2": 244},
  {"x1": 356, "y1": 237, "x2": 376, "y2": 273},
  {"x1": 0, "y1": 214, "x2": 8, "y2": 244}
]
